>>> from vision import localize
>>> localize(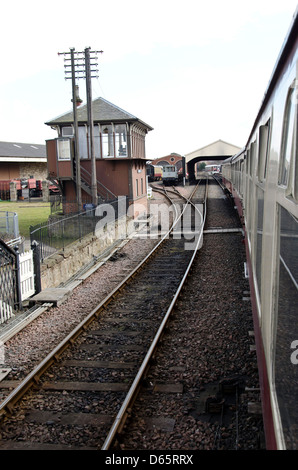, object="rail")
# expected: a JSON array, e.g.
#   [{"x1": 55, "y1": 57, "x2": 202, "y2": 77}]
[
  {"x1": 0, "y1": 180, "x2": 208, "y2": 447},
  {"x1": 102, "y1": 179, "x2": 208, "y2": 449}
]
